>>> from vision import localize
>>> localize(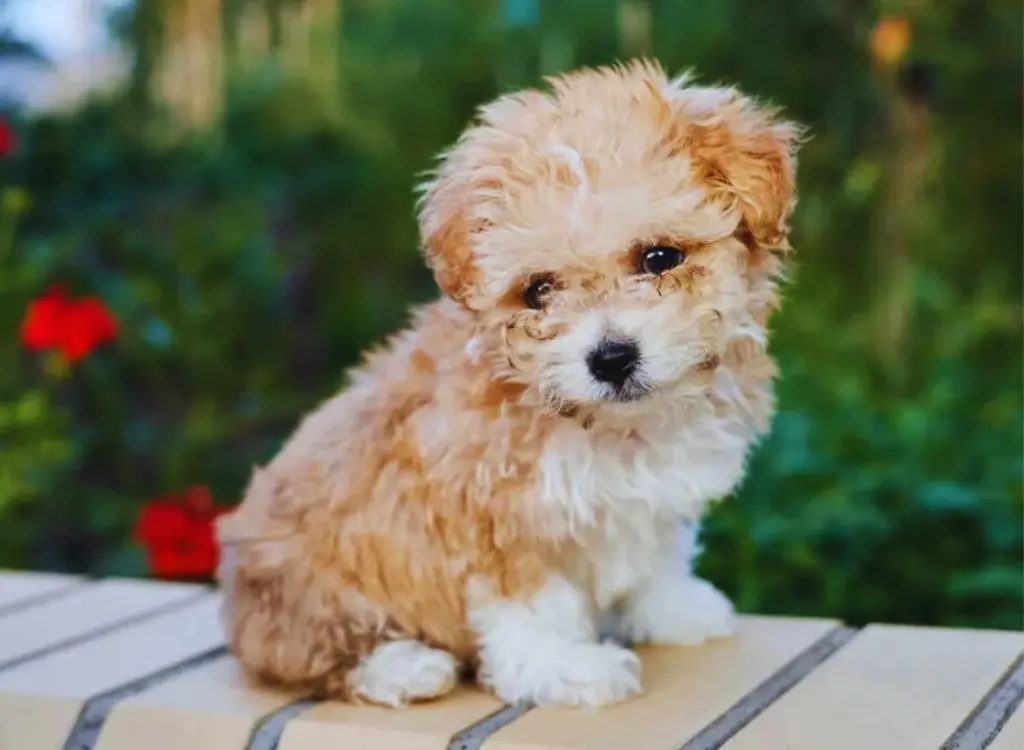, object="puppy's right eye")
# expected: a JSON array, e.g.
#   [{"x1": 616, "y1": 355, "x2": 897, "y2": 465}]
[
  {"x1": 525, "y1": 275, "x2": 557, "y2": 309},
  {"x1": 639, "y1": 245, "x2": 686, "y2": 275}
]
